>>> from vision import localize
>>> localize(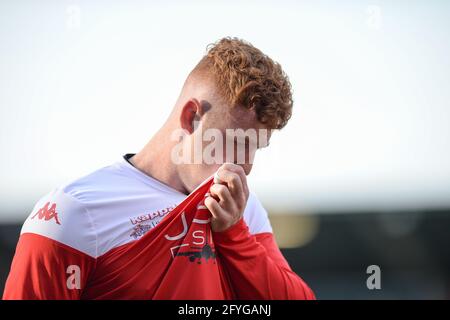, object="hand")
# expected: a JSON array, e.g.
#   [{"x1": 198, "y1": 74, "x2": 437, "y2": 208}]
[{"x1": 205, "y1": 163, "x2": 250, "y2": 232}]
